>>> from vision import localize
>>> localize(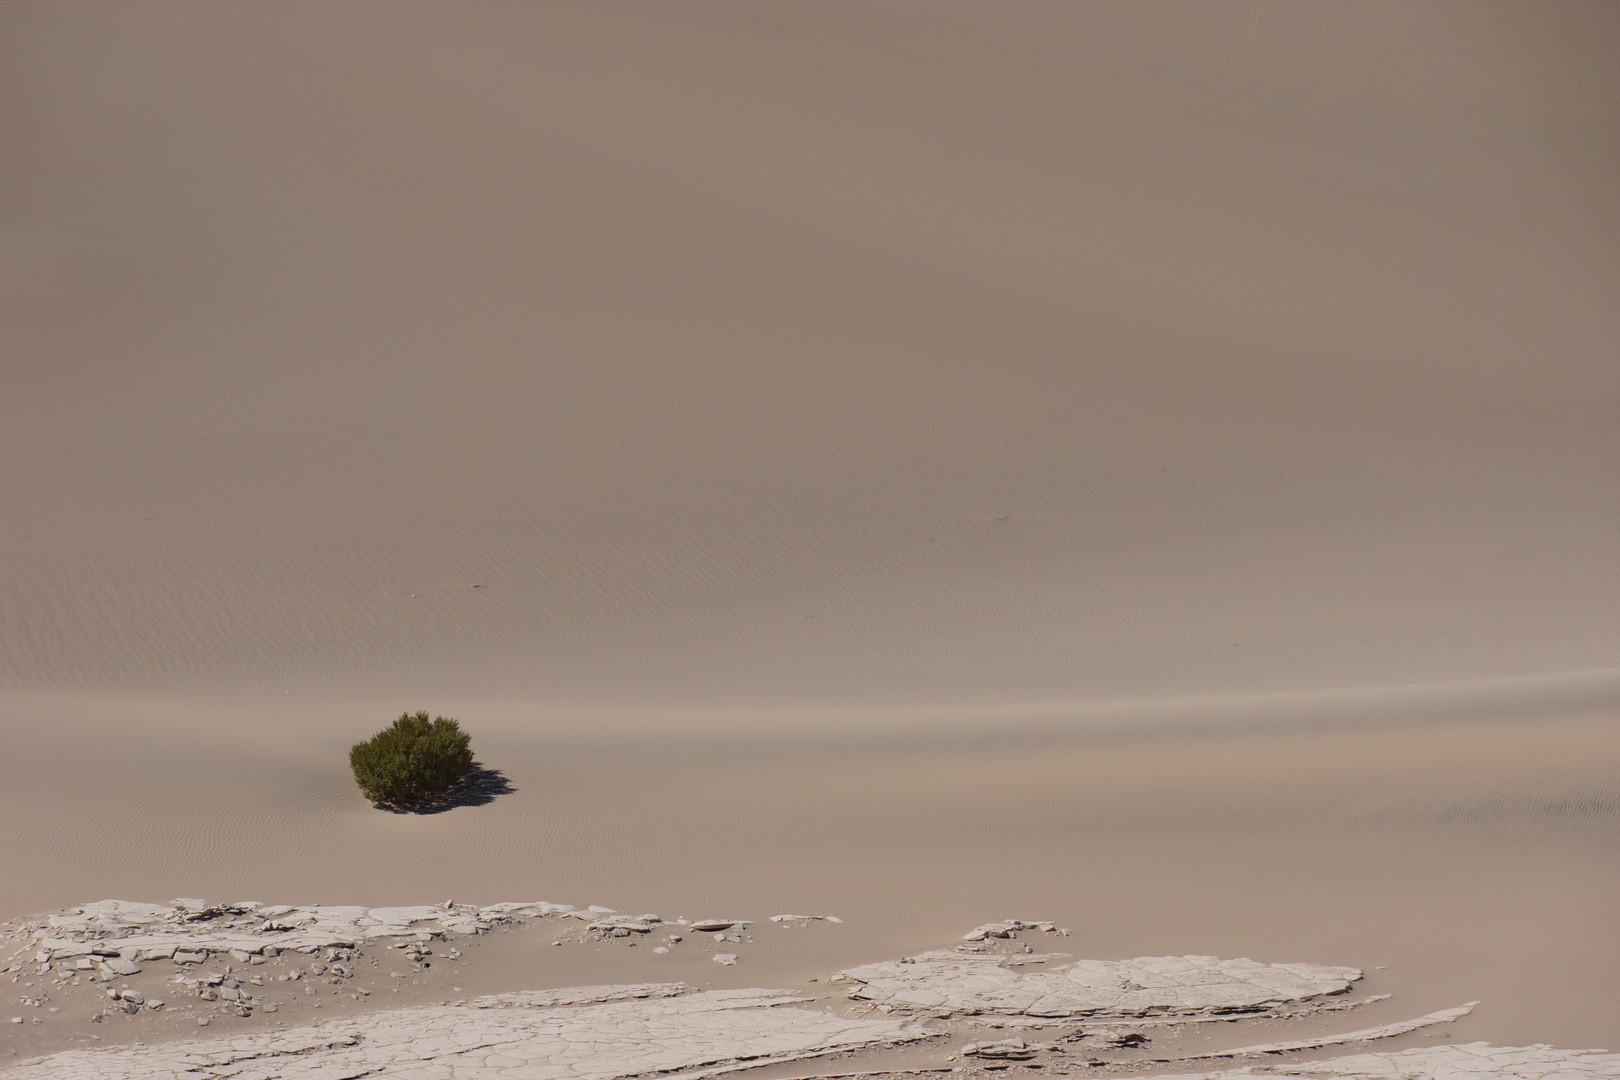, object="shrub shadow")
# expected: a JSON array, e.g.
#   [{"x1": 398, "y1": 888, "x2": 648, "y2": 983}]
[{"x1": 377, "y1": 763, "x2": 515, "y2": 815}]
